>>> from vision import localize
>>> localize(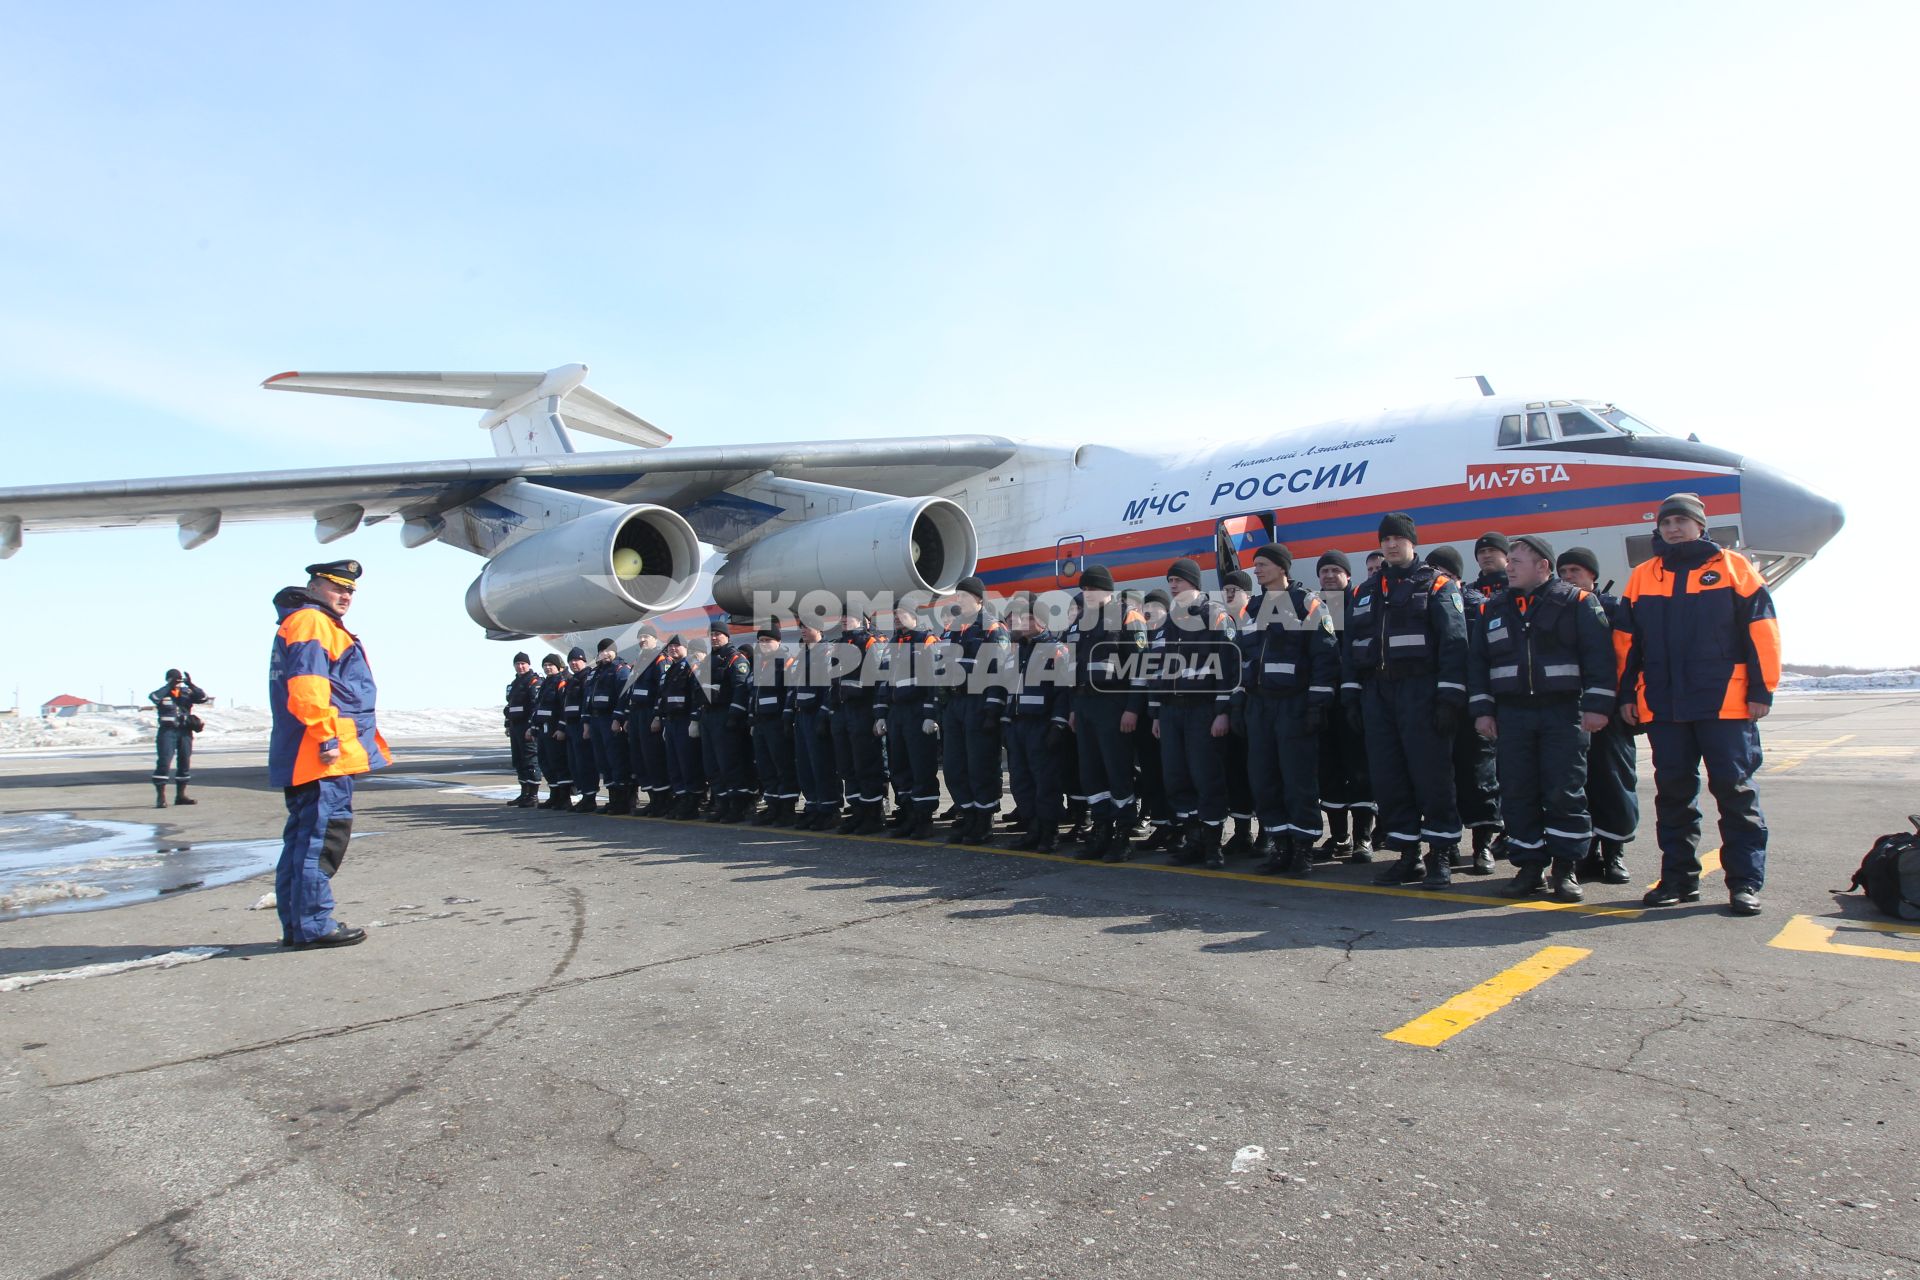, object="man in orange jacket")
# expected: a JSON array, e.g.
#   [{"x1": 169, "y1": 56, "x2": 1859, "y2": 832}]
[
  {"x1": 268, "y1": 559, "x2": 391, "y2": 948},
  {"x1": 1620, "y1": 494, "x2": 1780, "y2": 917}
]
